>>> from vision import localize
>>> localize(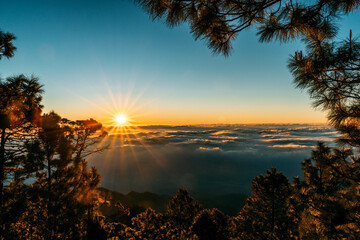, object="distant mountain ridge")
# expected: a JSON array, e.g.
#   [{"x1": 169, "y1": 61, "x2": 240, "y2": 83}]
[{"x1": 99, "y1": 188, "x2": 248, "y2": 216}]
